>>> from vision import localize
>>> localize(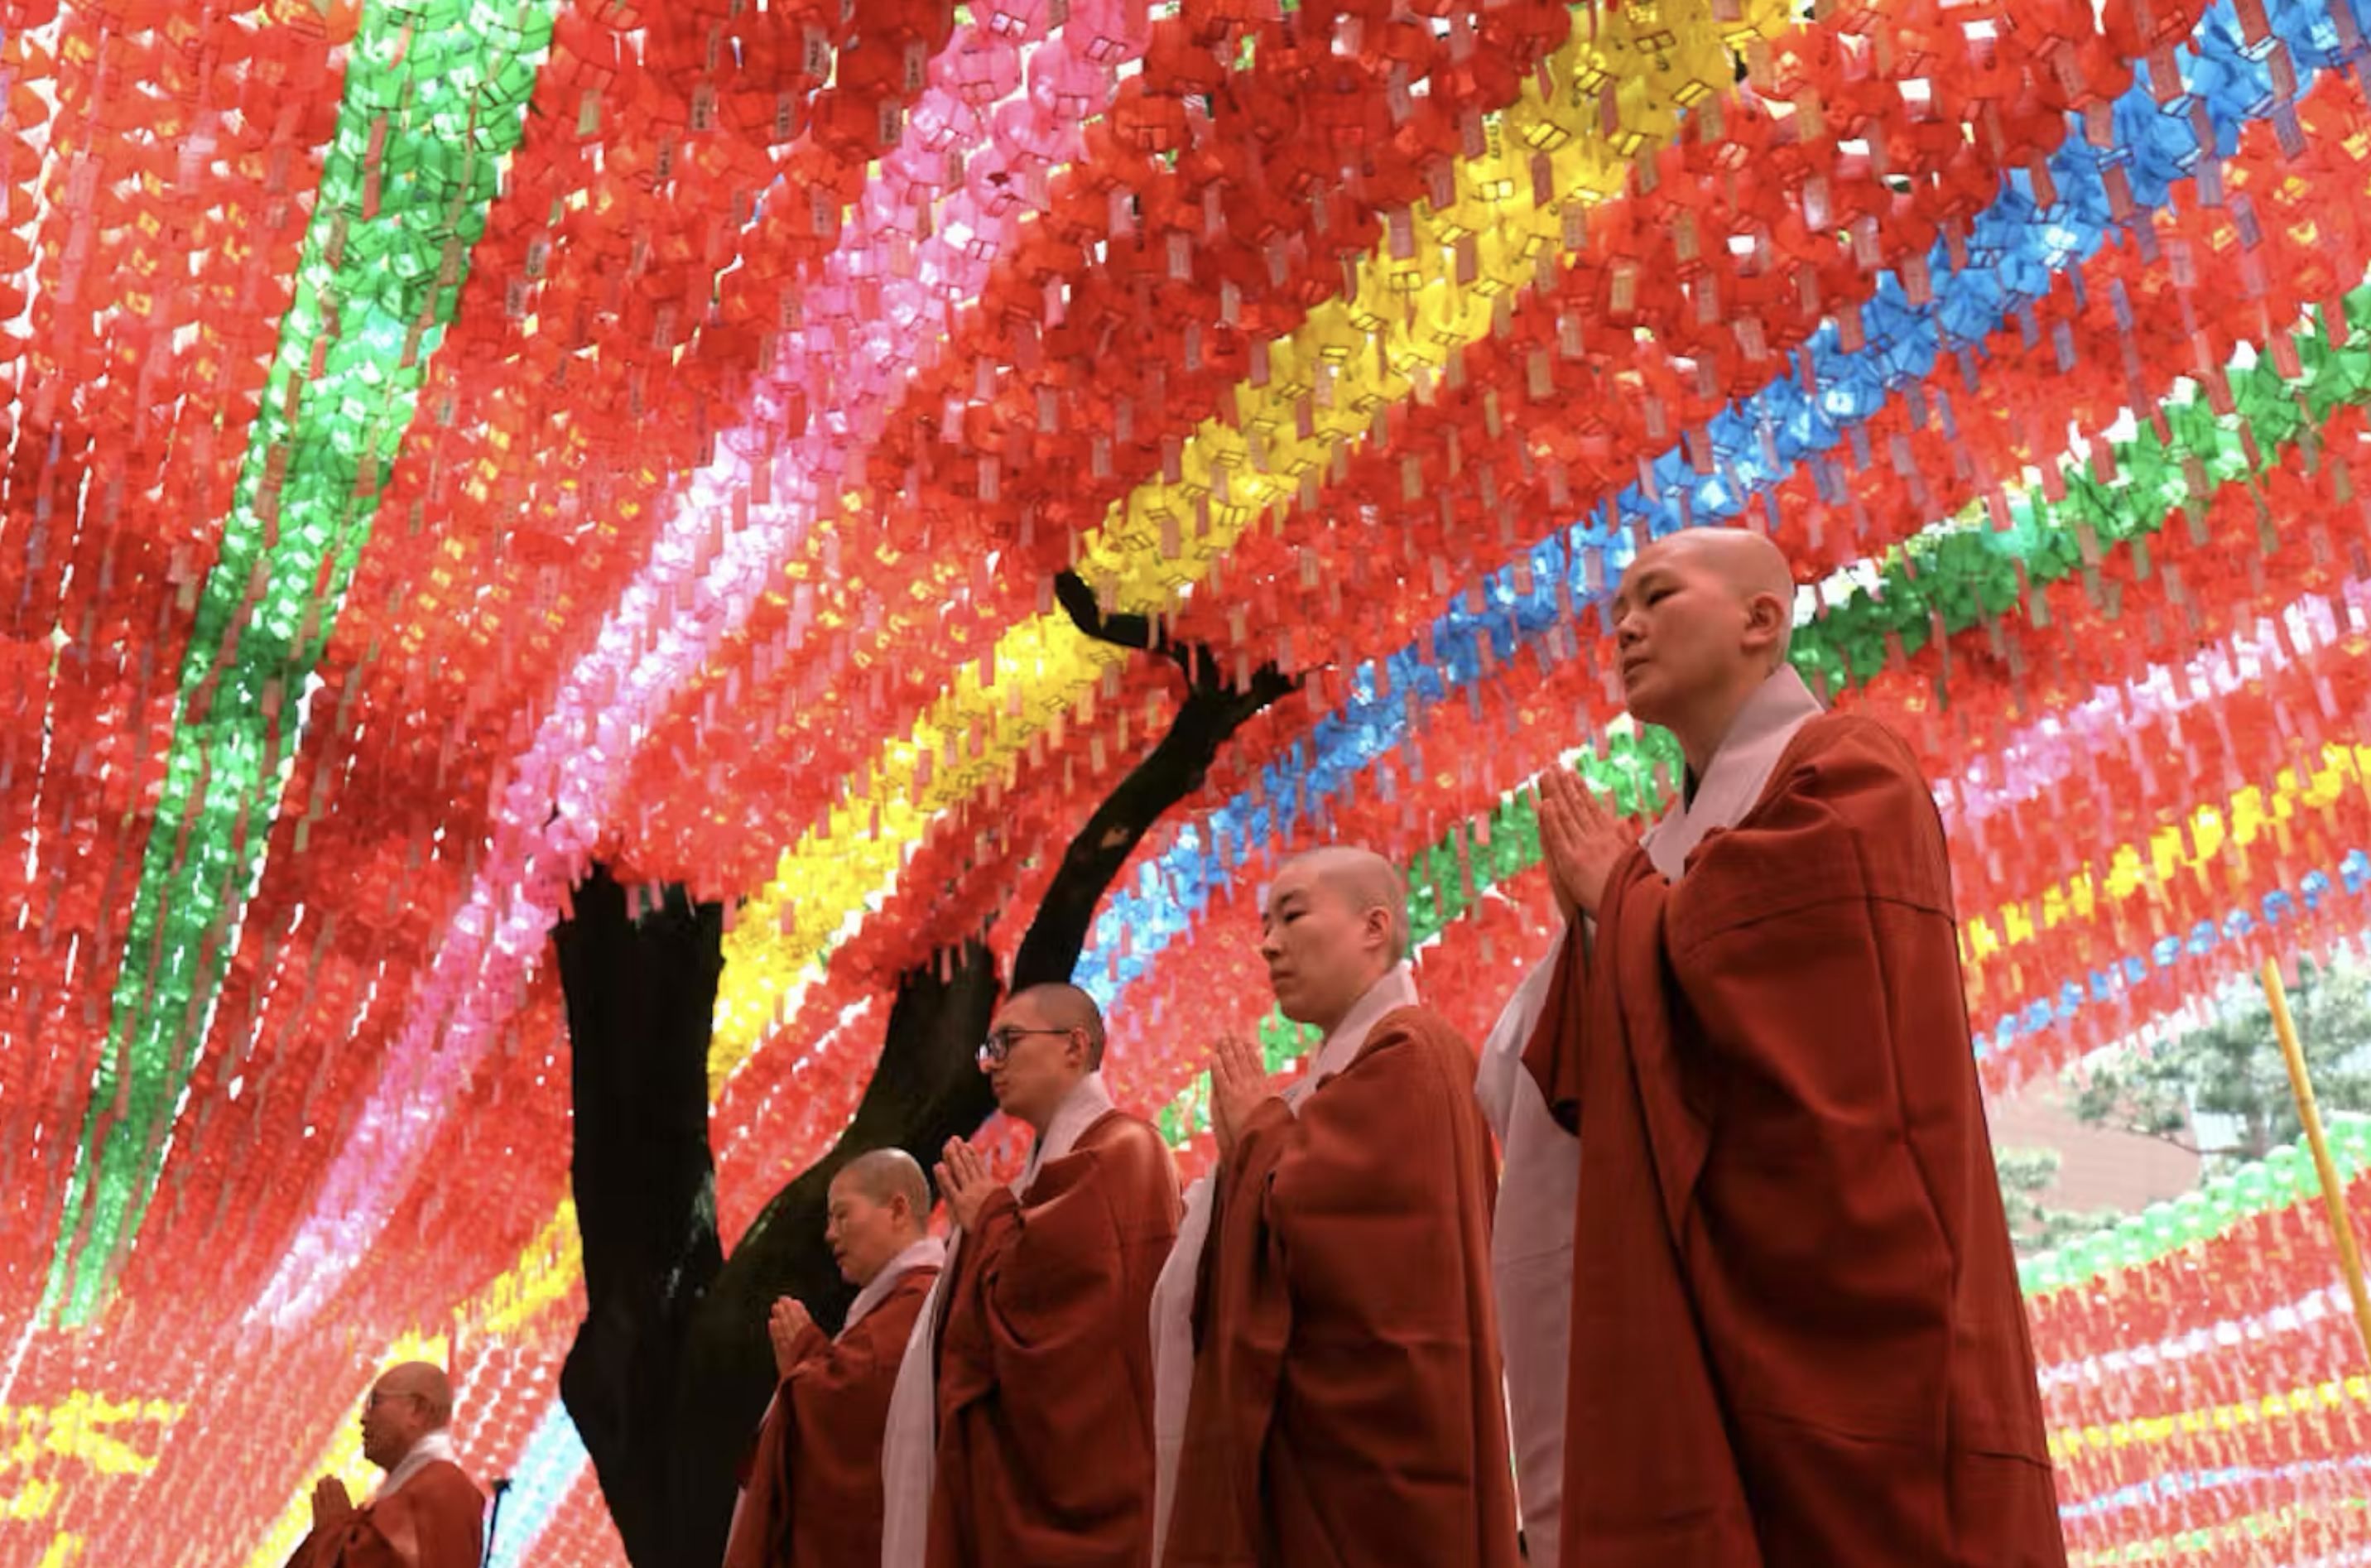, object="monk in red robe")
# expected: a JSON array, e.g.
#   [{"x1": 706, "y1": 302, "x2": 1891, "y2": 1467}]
[
  {"x1": 1161, "y1": 846, "x2": 1520, "y2": 1568},
  {"x1": 286, "y1": 1362, "x2": 484, "y2": 1568},
  {"x1": 880, "y1": 982, "x2": 1181, "y2": 1568},
  {"x1": 1522, "y1": 527, "x2": 2066, "y2": 1566},
  {"x1": 723, "y1": 1150, "x2": 945, "y2": 1568}
]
